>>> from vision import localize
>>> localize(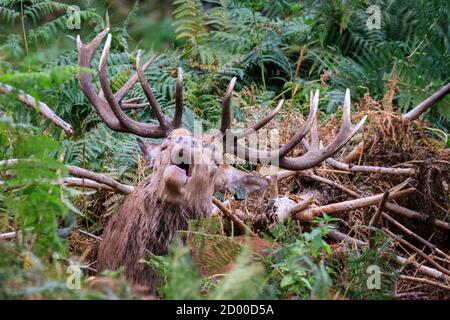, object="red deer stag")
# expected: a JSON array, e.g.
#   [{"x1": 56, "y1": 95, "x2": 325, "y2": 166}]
[{"x1": 76, "y1": 30, "x2": 366, "y2": 294}]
